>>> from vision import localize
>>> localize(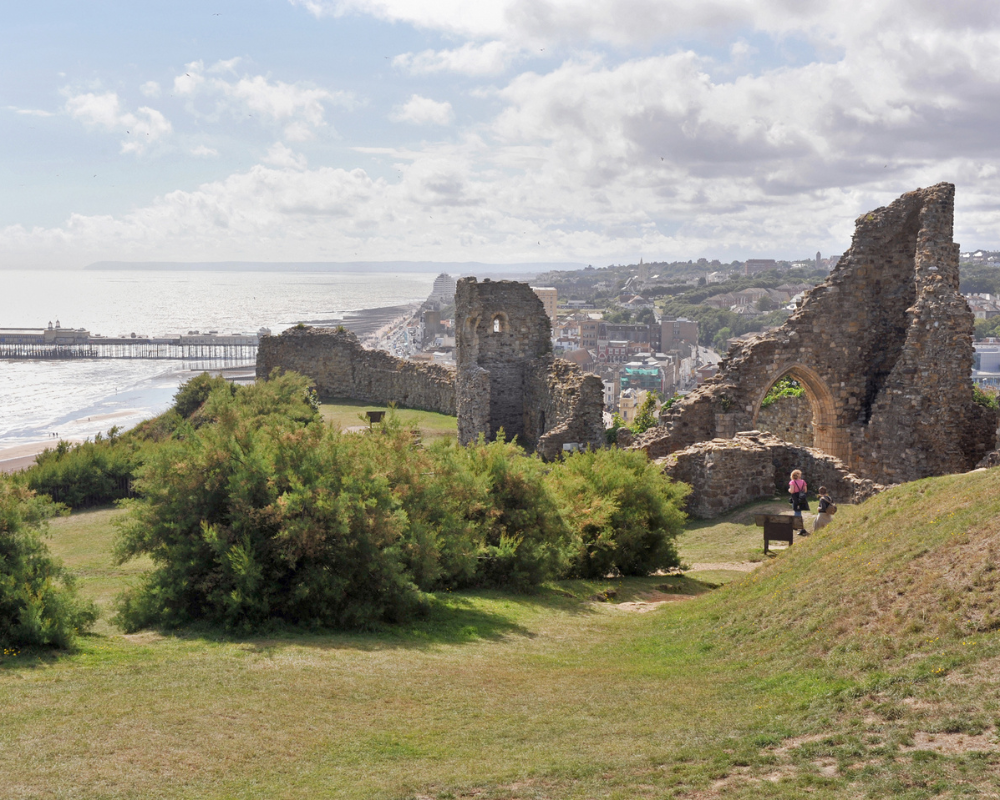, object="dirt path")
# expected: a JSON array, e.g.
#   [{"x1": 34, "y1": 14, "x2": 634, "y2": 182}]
[{"x1": 685, "y1": 561, "x2": 765, "y2": 573}]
